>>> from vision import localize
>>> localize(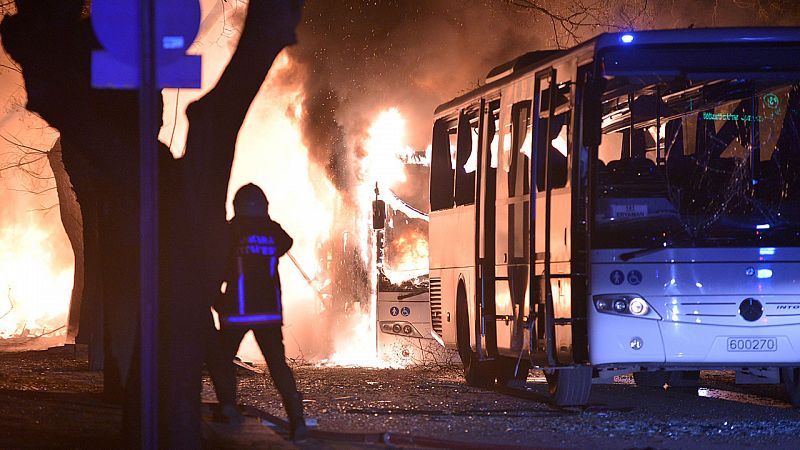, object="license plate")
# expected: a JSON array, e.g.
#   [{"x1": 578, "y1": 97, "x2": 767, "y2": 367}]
[{"x1": 726, "y1": 337, "x2": 777, "y2": 352}]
